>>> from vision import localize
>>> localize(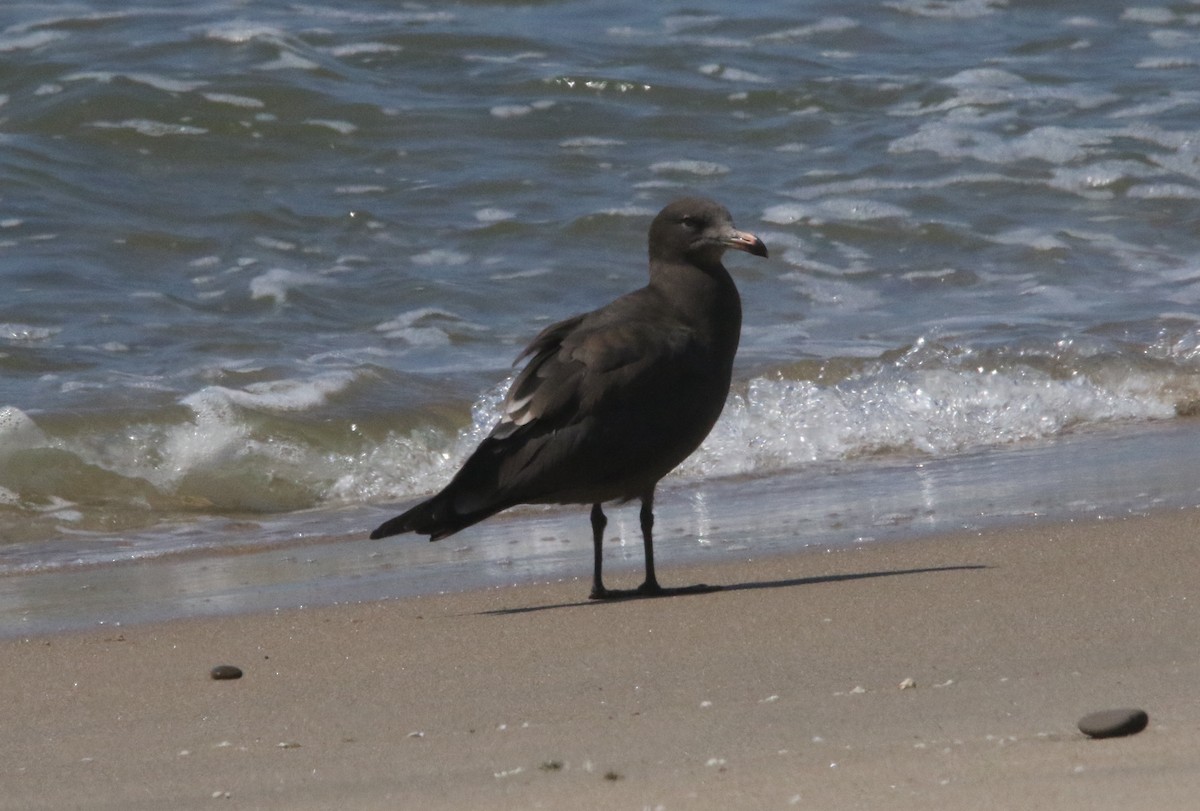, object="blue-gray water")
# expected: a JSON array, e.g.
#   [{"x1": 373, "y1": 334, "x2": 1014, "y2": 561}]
[{"x1": 3, "y1": 1, "x2": 1200, "y2": 602}]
